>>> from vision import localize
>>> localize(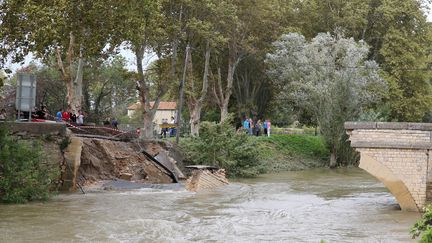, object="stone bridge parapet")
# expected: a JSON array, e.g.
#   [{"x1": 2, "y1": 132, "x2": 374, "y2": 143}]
[{"x1": 345, "y1": 122, "x2": 432, "y2": 212}]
